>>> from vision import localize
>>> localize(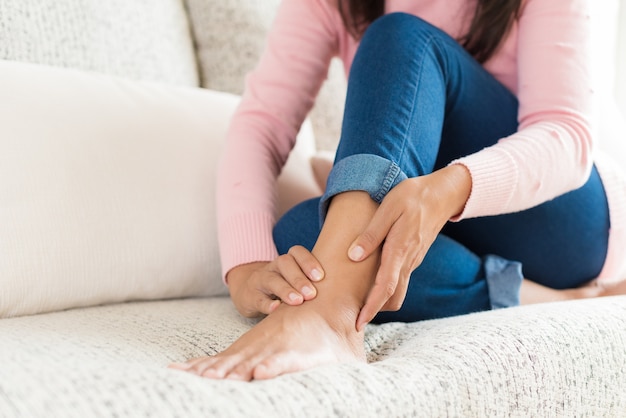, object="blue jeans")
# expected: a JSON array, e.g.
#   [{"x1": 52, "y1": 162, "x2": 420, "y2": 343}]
[{"x1": 273, "y1": 13, "x2": 610, "y2": 323}]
